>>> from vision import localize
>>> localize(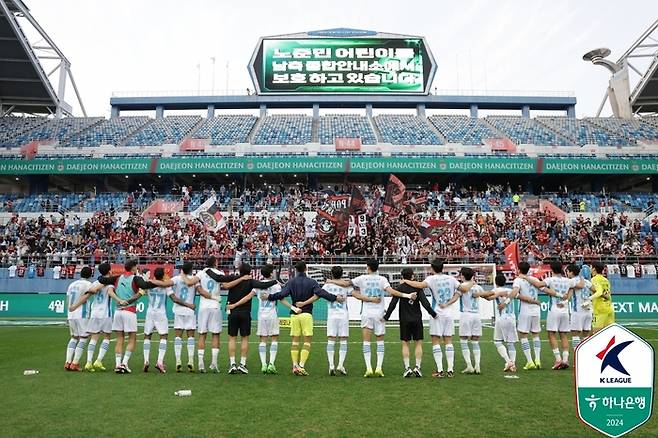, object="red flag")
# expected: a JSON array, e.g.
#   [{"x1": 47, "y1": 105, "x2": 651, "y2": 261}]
[
  {"x1": 383, "y1": 174, "x2": 405, "y2": 216},
  {"x1": 349, "y1": 185, "x2": 366, "y2": 215},
  {"x1": 504, "y1": 241, "x2": 520, "y2": 273}
]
